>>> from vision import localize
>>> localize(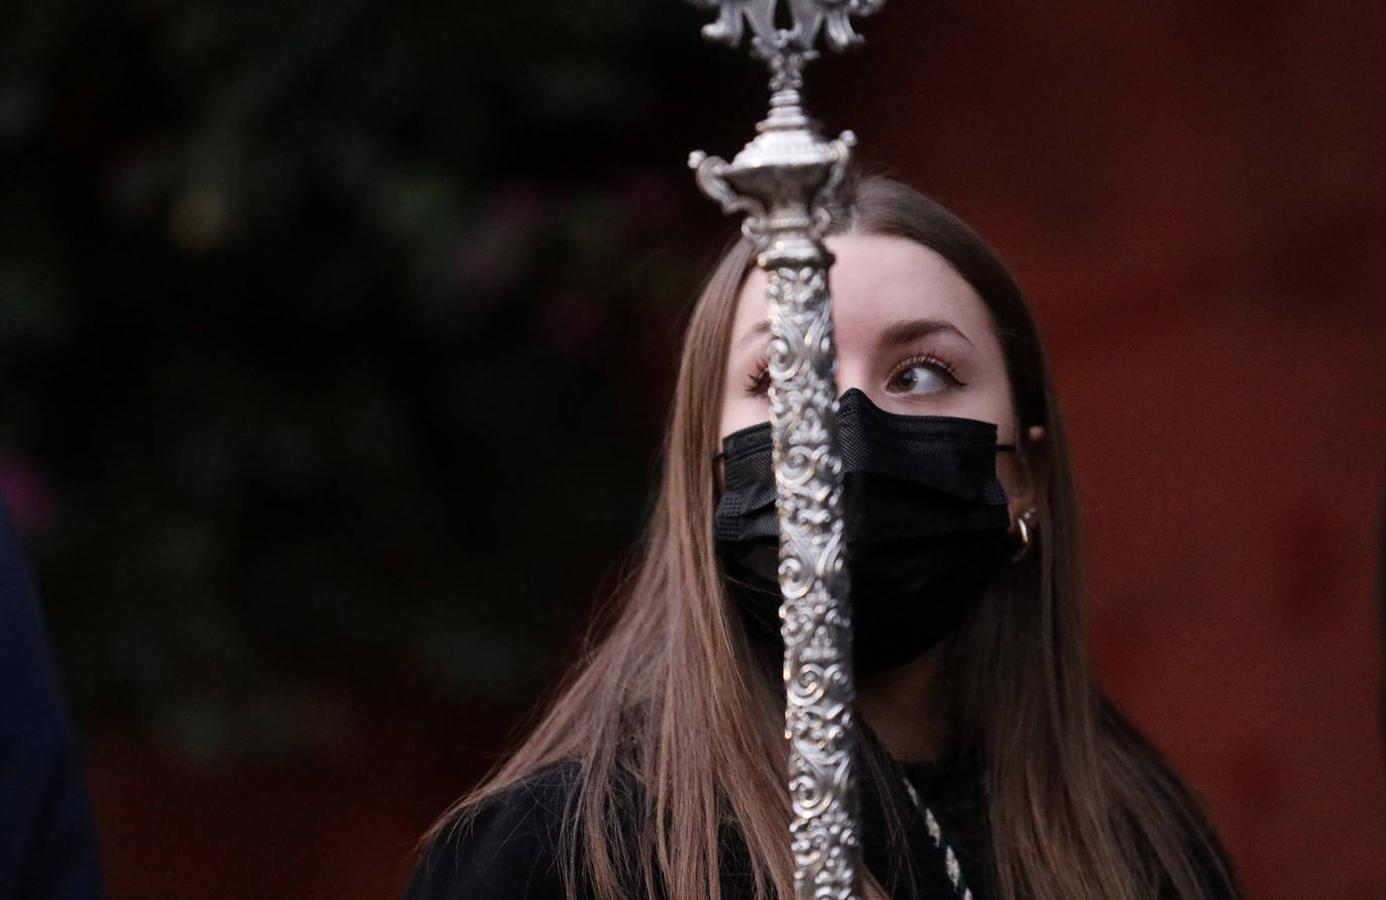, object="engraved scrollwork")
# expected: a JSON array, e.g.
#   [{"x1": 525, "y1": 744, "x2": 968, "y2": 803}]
[
  {"x1": 687, "y1": 0, "x2": 777, "y2": 52},
  {"x1": 766, "y1": 262, "x2": 859, "y2": 898},
  {"x1": 805, "y1": 0, "x2": 888, "y2": 52},
  {"x1": 685, "y1": 0, "x2": 885, "y2": 57},
  {"x1": 812, "y1": 131, "x2": 857, "y2": 238},
  {"x1": 688, "y1": 151, "x2": 769, "y2": 240}
]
